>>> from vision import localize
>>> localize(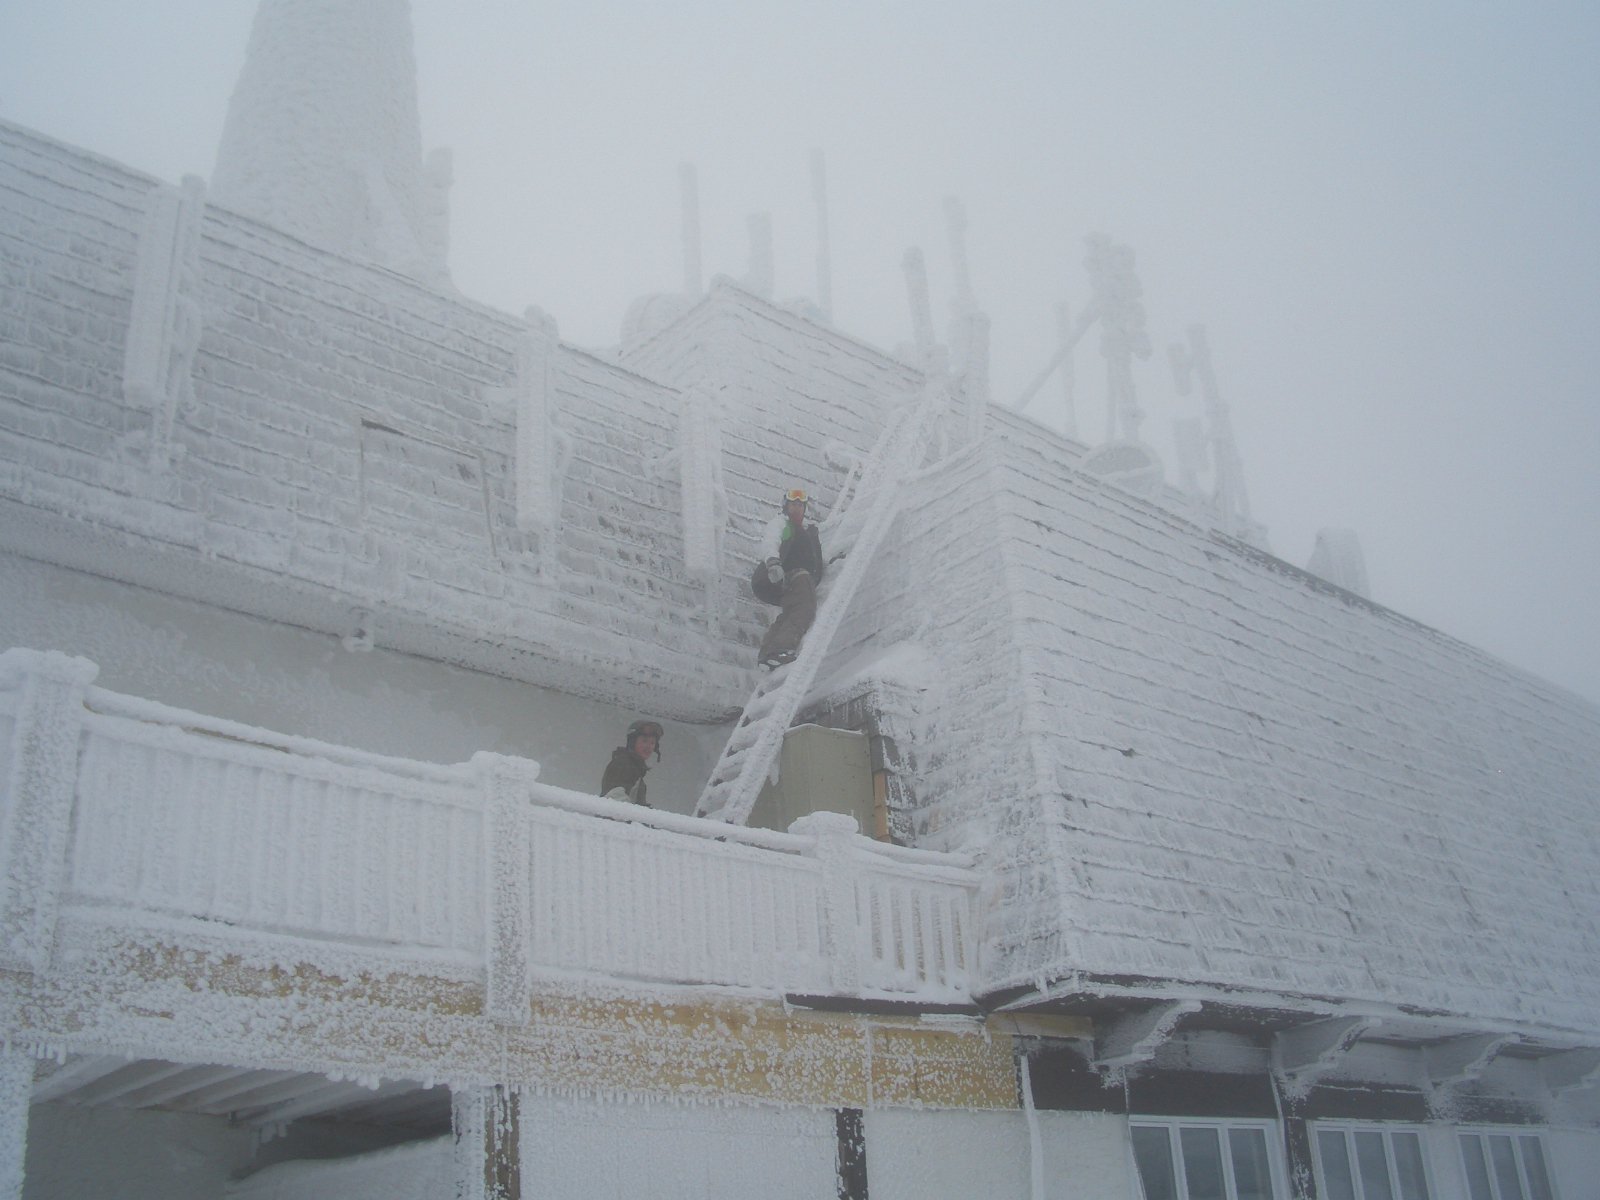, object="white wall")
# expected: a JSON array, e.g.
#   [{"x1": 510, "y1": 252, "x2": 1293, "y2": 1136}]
[
  {"x1": 1040, "y1": 1111, "x2": 1138, "y2": 1198},
  {"x1": 866, "y1": 1108, "x2": 1031, "y2": 1199},
  {"x1": 516, "y1": 1094, "x2": 837, "y2": 1199},
  {"x1": 1538, "y1": 1125, "x2": 1600, "y2": 1200},
  {"x1": 23, "y1": 1103, "x2": 254, "y2": 1200},
  {"x1": 0, "y1": 553, "x2": 722, "y2": 812},
  {"x1": 866, "y1": 1108, "x2": 1134, "y2": 1200},
  {"x1": 224, "y1": 1136, "x2": 453, "y2": 1200}
]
